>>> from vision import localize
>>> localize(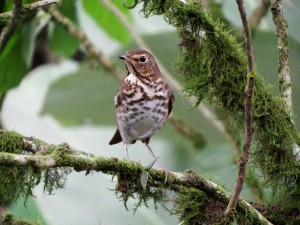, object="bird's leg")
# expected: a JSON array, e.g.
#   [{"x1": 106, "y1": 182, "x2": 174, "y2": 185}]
[
  {"x1": 124, "y1": 143, "x2": 141, "y2": 166},
  {"x1": 124, "y1": 143, "x2": 130, "y2": 159},
  {"x1": 145, "y1": 143, "x2": 169, "y2": 183}
]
